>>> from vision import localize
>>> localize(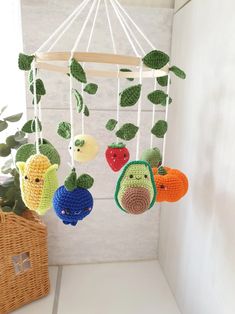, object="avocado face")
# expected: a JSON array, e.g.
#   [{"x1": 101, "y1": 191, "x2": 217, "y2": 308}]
[{"x1": 115, "y1": 160, "x2": 157, "y2": 214}]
